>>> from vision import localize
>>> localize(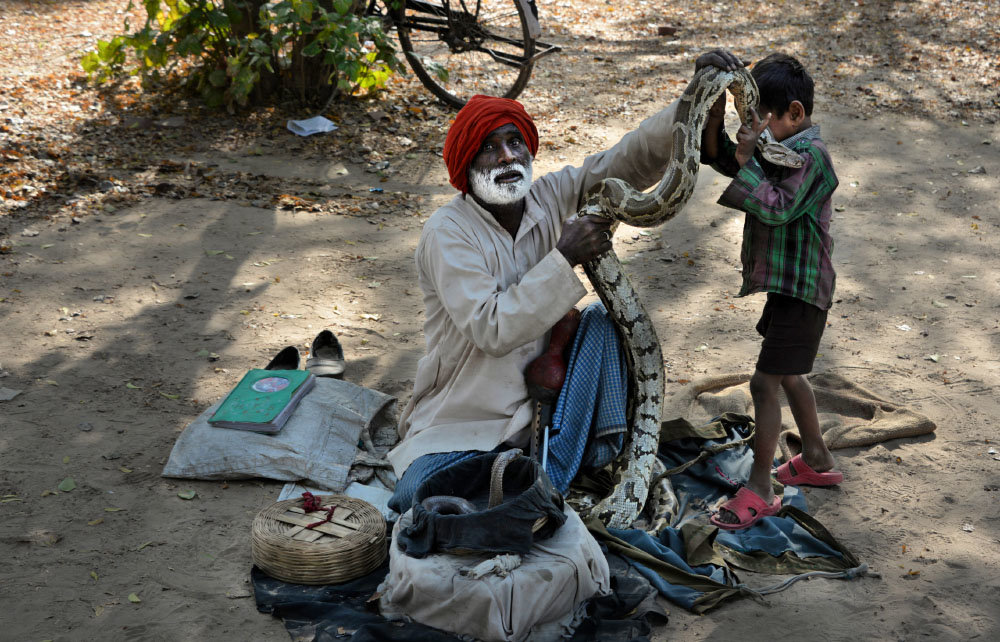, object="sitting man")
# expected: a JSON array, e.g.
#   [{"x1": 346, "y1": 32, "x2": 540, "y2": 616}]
[{"x1": 387, "y1": 49, "x2": 746, "y2": 513}]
